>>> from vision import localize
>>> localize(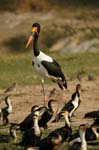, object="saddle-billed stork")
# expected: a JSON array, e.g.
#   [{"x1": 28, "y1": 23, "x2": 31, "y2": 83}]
[{"x1": 25, "y1": 23, "x2": 67, "y2": 105}]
